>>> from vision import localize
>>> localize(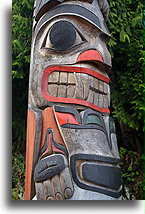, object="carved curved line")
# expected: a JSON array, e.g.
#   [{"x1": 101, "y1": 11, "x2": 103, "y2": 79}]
[
  {"x1": 54, "y1": 105, "x2": 82, "y2": 124},
  {"x1": 34, "y1": 0, "x2": 94, "y2": 22},
  {"x1": 39, "y1": 128, "x2": 51, "y2": 157},
  {"x1": 34, "y1": 4, "x2": 110, "y2": 38},
  {"x1": 61, "y1": 124, "x2": 107, "y2": 132},
  {"x1": 40, "y1": 128, "x2": 68, "y2": 158},
  {"x1": 51, "y1": 129, "x2": 69, "y2": 157}
]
